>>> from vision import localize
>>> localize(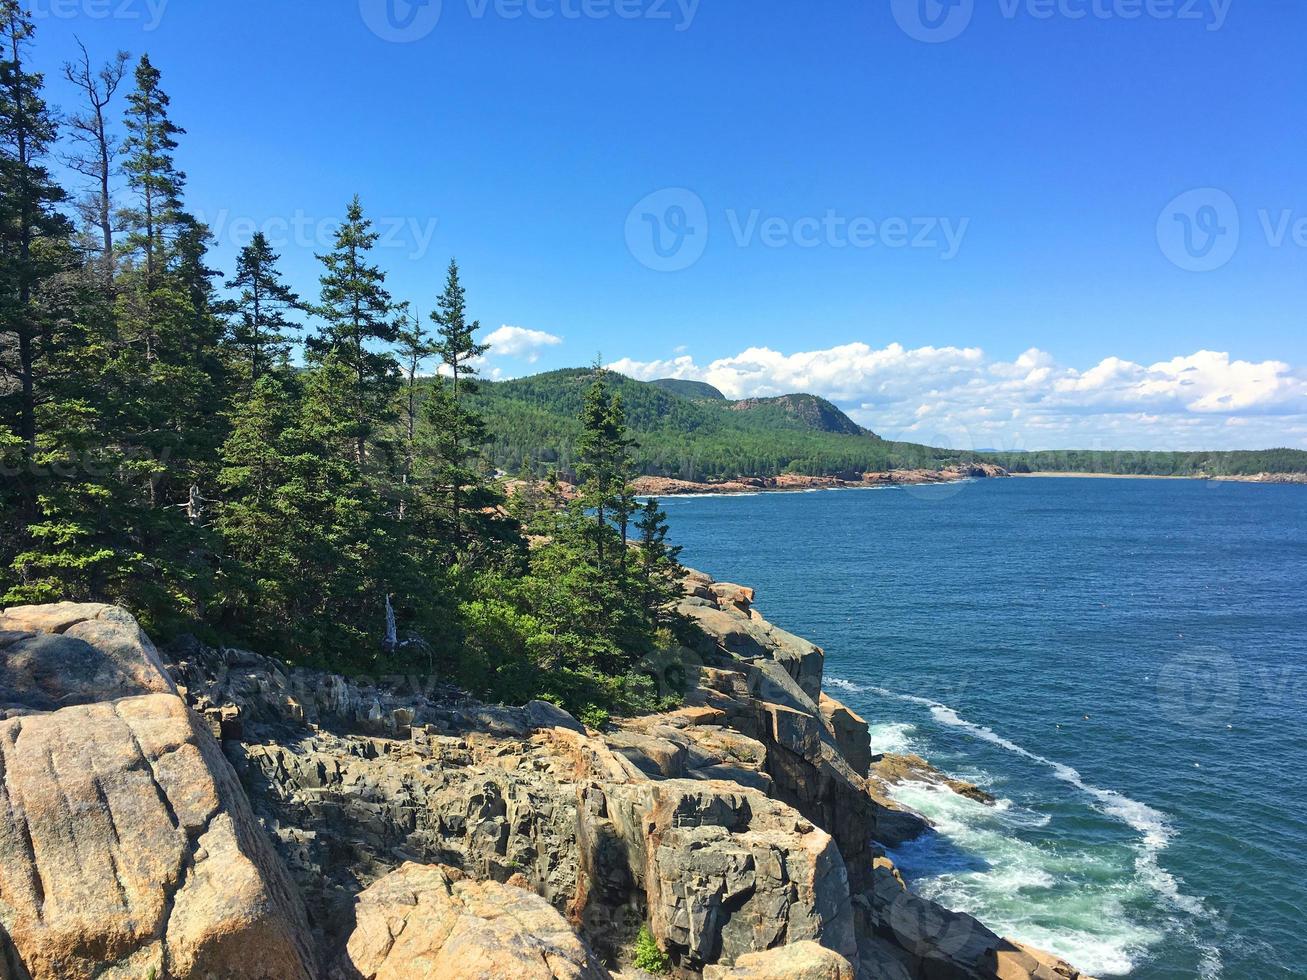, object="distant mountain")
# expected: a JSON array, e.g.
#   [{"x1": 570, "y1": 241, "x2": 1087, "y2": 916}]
[
  {"x1": 729, "y1": 394, "x2": 870, "y2": 437},
  {"x1": 471, "y1": 367, "x2": 1307, "y2": 481},
  {"x1": 650, "y1": 378, "x2": 726, "y2": 401},
  {"x1": 474, "y1": 368, "x2": 903, "y2": 481}
]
